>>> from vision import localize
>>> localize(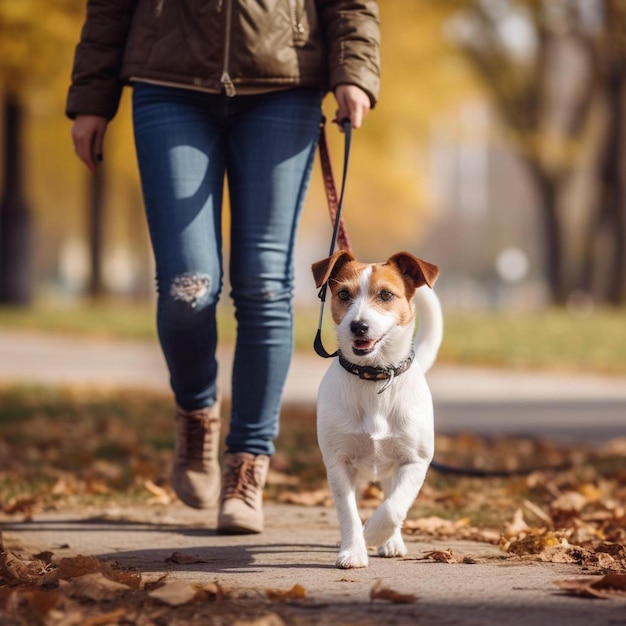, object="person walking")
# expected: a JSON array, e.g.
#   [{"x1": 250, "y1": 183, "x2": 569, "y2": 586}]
[{"x1": 67, "y1": 0, "x2": 380, "y2": 534}]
